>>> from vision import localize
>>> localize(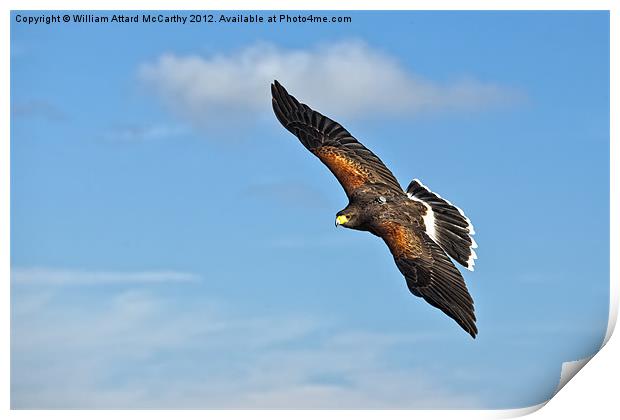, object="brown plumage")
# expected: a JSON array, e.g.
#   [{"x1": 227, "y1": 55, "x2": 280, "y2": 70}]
[{"x1": 271, "y1": 80, "x2": 479, "y2": 338}]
